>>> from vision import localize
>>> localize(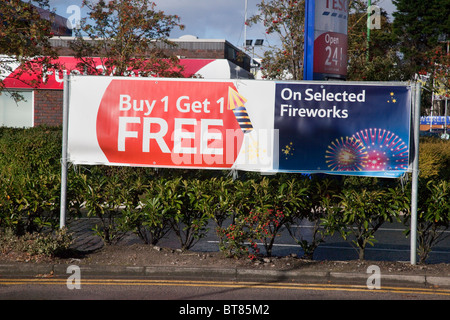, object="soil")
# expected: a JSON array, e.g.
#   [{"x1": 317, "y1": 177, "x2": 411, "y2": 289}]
[{"x1": 2, "y1": 242, "x2": 450, "y2": 277}]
